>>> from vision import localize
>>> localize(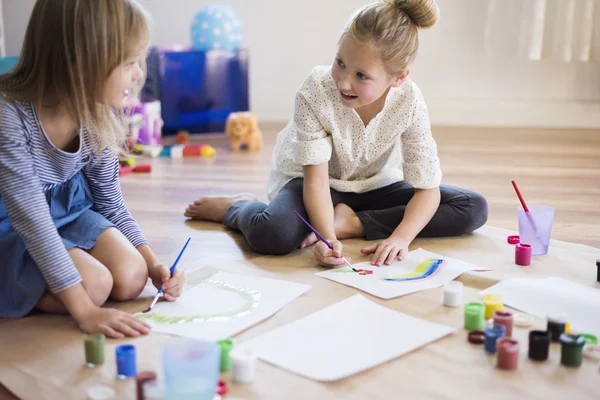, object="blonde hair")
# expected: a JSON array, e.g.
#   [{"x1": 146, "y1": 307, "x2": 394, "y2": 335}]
[
  {"x1": 0, "y1": 0, "x2": 150, "y2": 151},
  {"x1": 344, "y1": 0, "x2": 439, "y2": 76}
]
